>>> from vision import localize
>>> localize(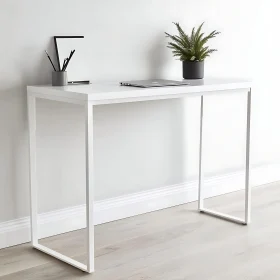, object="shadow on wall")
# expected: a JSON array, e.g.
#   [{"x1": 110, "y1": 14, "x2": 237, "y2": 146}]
[
  {"x1": 0, "y1": 38, "x2": 55, "y2": 221},
  {"x1": 167, "y1": 98, "x2": 189, "y2": 184},
  {"x1": 147, "y1": 35, "x2": 169, "y2": 79},
  {"x1": 146, "y1": 35, "x2": 194, "y2": 186},
  {"x1": 93, "y1": 98, "x2": 190, "y2": 199}
]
